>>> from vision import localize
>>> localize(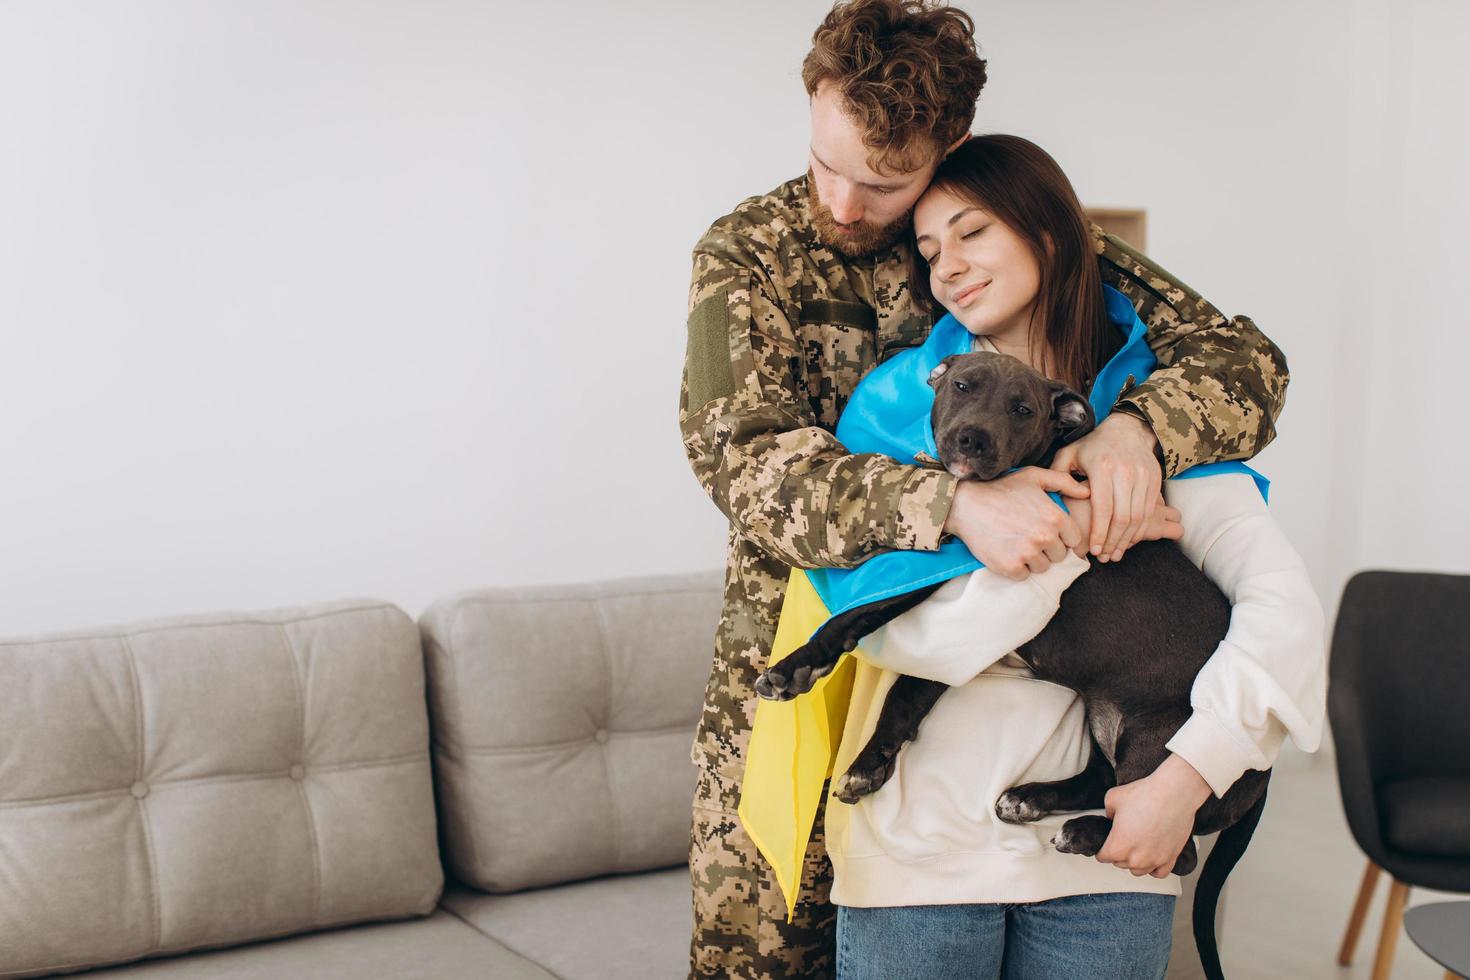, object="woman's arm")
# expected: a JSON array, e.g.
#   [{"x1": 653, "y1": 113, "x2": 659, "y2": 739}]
[
  {"x1": 851, "y1": 552, "x2": 1092, "y2": 686},
  {"x1": 851, "y1": 492, "x2": 1181, "y2": 685},
  {"x1": 1160, "y1": 473, "x2": 1328, "y2": 797},
  {"x1": 1098, "y1": 472, "x2": 1325, "y2": 877}
]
